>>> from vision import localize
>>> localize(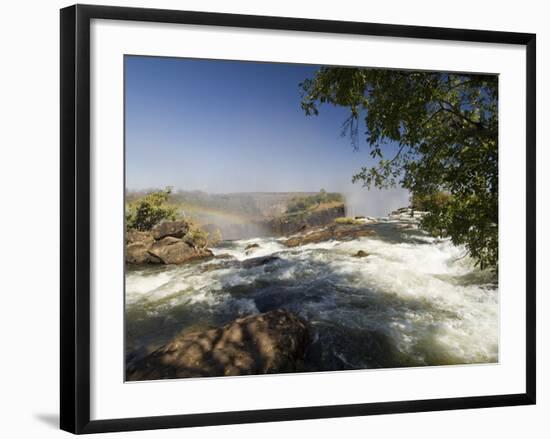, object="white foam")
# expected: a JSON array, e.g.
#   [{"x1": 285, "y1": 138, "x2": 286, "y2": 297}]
[{"x1": 125, "y1": 270, "x2": 175, "y2": 303}]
